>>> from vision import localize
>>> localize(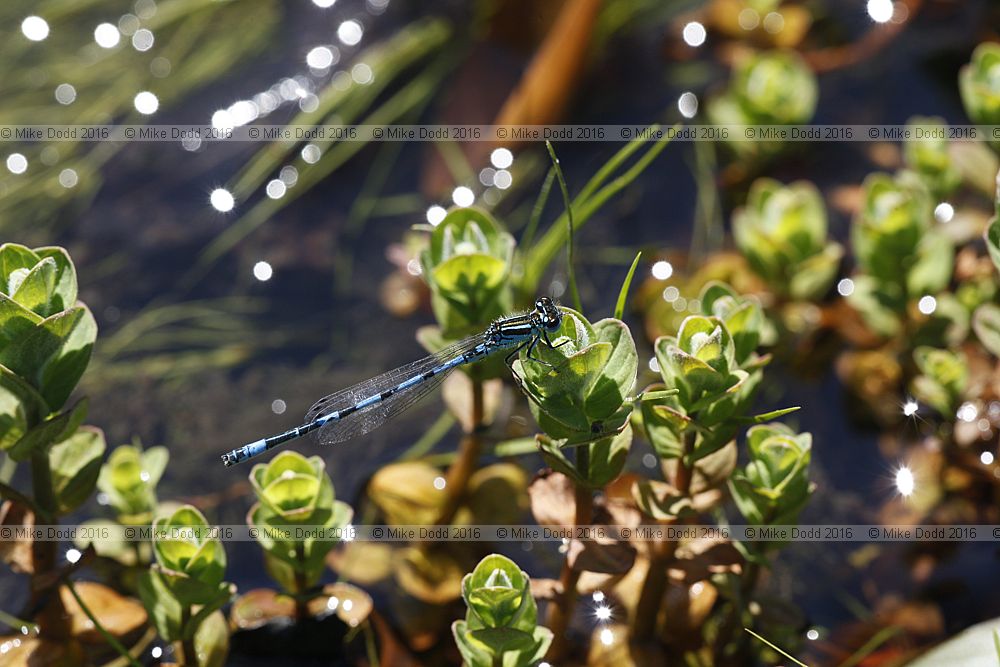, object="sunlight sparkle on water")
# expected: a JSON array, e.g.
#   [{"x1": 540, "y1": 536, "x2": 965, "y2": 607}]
[
  {"x1": 55, "y1": 83, "x2": 76, "y2": 105},
  {"x1": 280, "y1": 166, "x2": 298, "y2": 186},
  {"x1": 599, "y1": 627, "x2": 615, "y2": 646},
  {"x1": 119, "y1": 14, "x2": 140, "y2": 36},
  {"x1": 762, "y1": 11, "x2": 784, "y2": 34},
  {"x1": 490, "y1": 148, "x2": 513, "y2": 169},
  {"x1": 351, "y1": 63, "x2": 373, "y2": 85},
  {"x1": 494, "y1": 170, "x2": 512, "y2": 190},
  {"x1": 651, "y1": 260, "x2": 673, "y2": 280},
  {"x1": 338, "y1": 20, "x2": 363, "y2": 46},
  {"x1": 65, "y1": 548, "x2": 81, "y2": 564},
  {"x1": 452, "y1": 186, "x2": 474, "y2": 207},
  {"x1": 837, "y1": 278, "x2": 855, "y2": 296},
  {"x1": 682, "y1": 22, "x2": 706, "y2": 47},
  {"x1": 594, "y1": 605, "x2": 612, "y2": 621},
  {"x1": 433, "y1": 476, "x2": 446, "y2": 490},
  {"x1": 132, "y1": 28, "x2": 154, "y2": 51},
  {"x1": 934, "y1": 202, "x2": 954, "y2": 223},
  {"x1": 895, "y1": 466, "x2": 915, "y2": 497},
  {"x1": 738, "y1": 8, "x2": 760, "y2": 30},
  {"x1": 253, "y1": 261, "x2": 273, "y2": 281},
  {"x1": 151, "y1": 647, "x2": 162, "y2": 659},
  {"x1": 94, "y1": 23, "x2": 121, "y2": 48},
  {"x1": 210, "y1": 188, "x2": 235, "y2": 212},
  {"x1": 678, "y1": 92, "x2": 698, "y2": 118},
  {"x1": 981, "y1": 451, "x2": 994, "y2": 465},
  {"x1": 957, "y1": 402, "x2": 978, "y2": 422},
  {"x1": 807, "y1": 628, "x2": 819, "y2": 641},
  {"x1": 59, "y1": 169, "x2": 78, "y2": 188},
  {"x1": 306, "y1": 46, "x2": 337, "y2": 69},
  {"x1": 229, "y1": 100, "x2": 259, "y2": 126},
  {"x1": 592, "y1": 591, "x2": 605, "y2": 603},
  {"x1": 6, "y1": 154, "x2": 27, "y2": 175},
  {"x1": 266, "y1": 179, "x2": 286, "y2": 199},
  {"x1": 135, "y1": 0, "x2": 157, "y2": 20},
  {"x1": 313, "y1": 0, "x2": 336, "y2": 6},
  {"x1": 426, "y1": 205, "x2": 447, "y2": 226},
  {"x1": 301, "y1": 144, "x2": 322, "y2": 164},
  {"x1": 22, "y1": 16, "x2": 49, "y2": 41},
  {"x1": 917, "y1": 295, "x2": 937, "y2": 315},
  {"x1": 134, "y1": 91, "x2": 158, "y2": 115},
  {"x1": 902, "y1": 399, "x2": 918, "y2": 417},
  {"x1": 867, "y1": 0, "x2": 894, "y2": 23},
  {"x1": 211, "y1": 109, "x2": 235, "y2": 131},
  {"x1": 271, "y1": 399, "x2": 286, "y2": 414}
]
